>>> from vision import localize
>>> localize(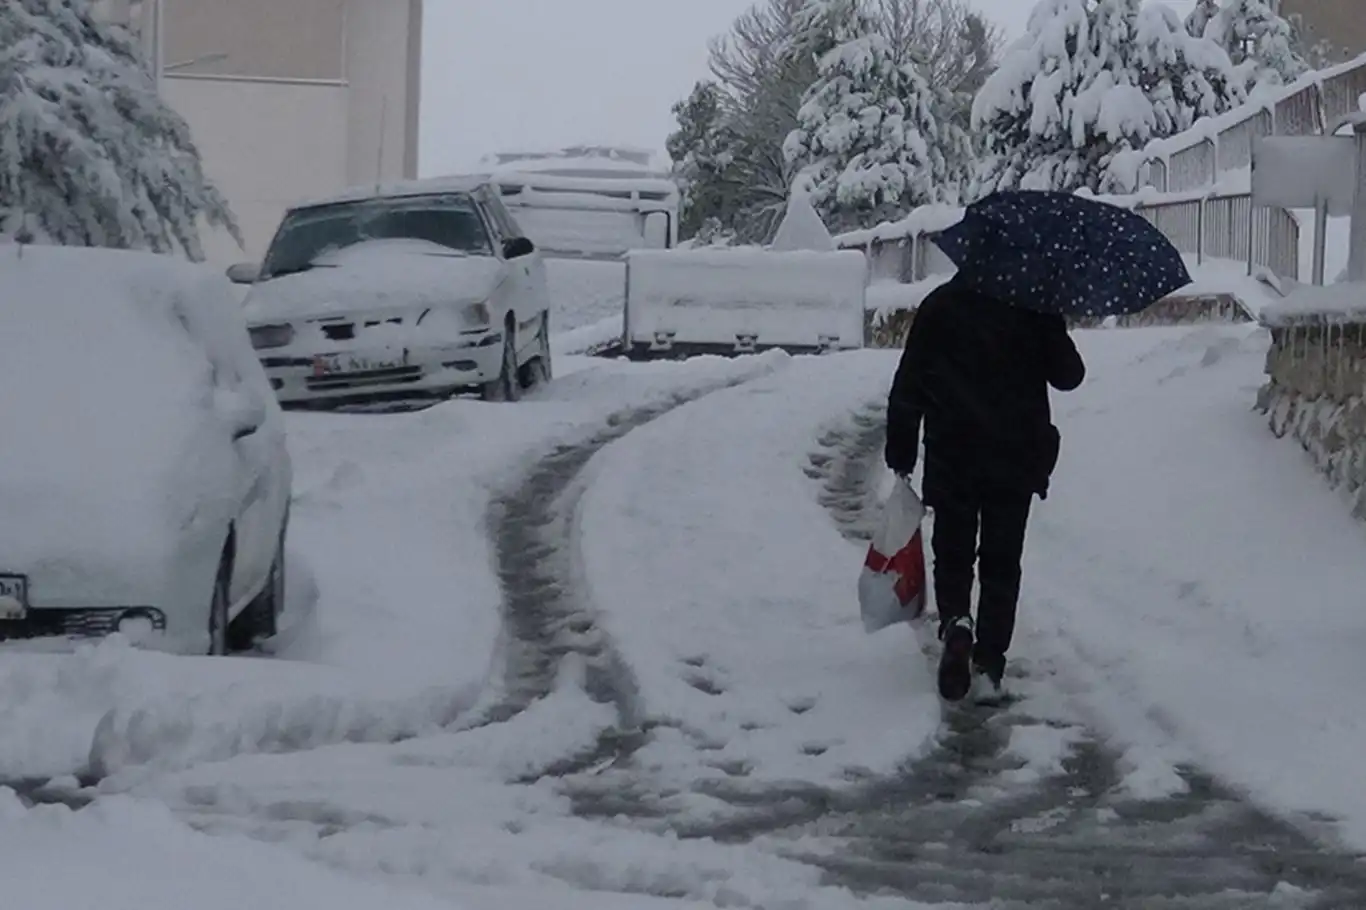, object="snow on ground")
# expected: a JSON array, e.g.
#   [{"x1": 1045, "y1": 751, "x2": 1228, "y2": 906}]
[
  {"x1": 578, "y1": 353, "x2": 939, "y2": 795},
  {"x1": 1018, "y1": 323, "x2": 1366, "y2": 846},
  {"x1": 0, "y1": 353, "x2": 780, "y2": 785},
  {"x1": 547, "y1": 258, "x2": 625, "y2": 354}
]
